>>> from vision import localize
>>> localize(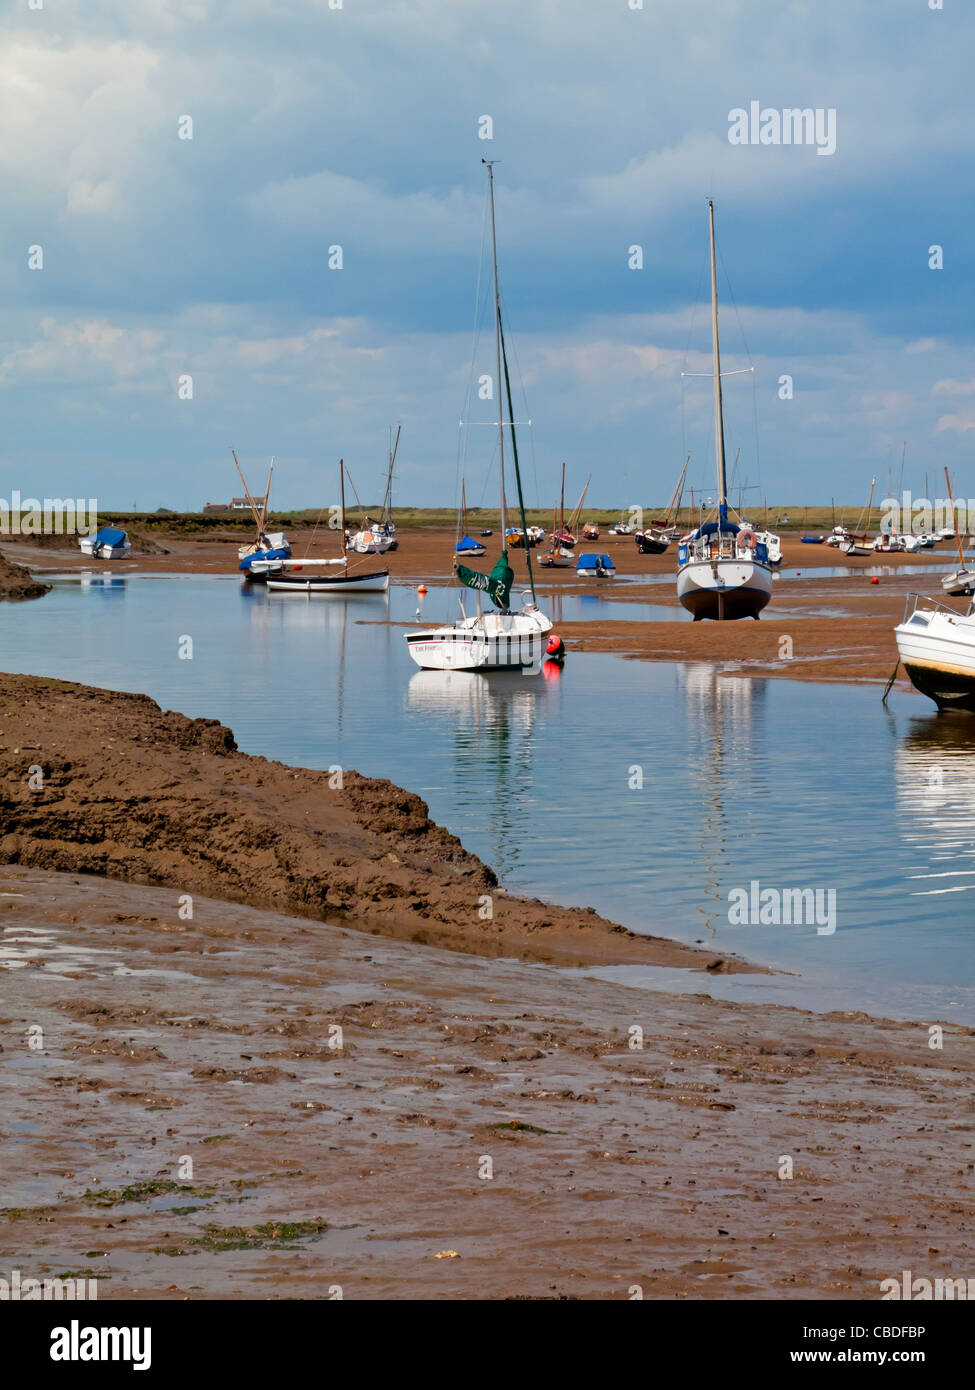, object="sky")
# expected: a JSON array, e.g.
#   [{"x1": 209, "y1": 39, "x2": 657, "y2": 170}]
[{"x1": 1, "y1": 0, "x2": 972, "y2": 512}]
